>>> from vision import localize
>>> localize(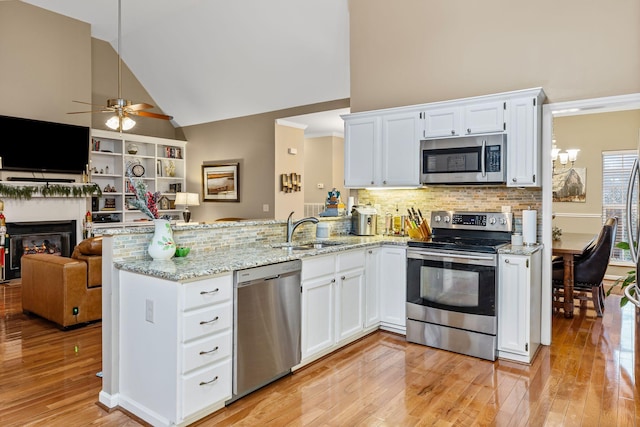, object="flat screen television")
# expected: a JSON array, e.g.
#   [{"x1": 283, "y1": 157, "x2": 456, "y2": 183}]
[{"x1": 0, "y1": 115, "x2": 90, "y2": 174}]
